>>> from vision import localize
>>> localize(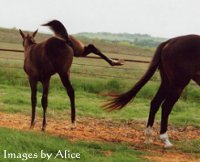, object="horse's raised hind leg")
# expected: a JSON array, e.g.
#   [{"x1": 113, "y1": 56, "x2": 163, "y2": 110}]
[
  {"x1": 160, "y1": 87, "x2": 184, "y2": 148},
  {"x1": 83, "y1": 44, "x2": 123, "y2": 66},
  {"x1": 145, "y1": 81, "x2": 168, "y2": 144},
  {"x1": 29, "y1": 78, "x2": 38, "y2": 129},
  {"x1": 41, "y1": 79, "x2": 50, "y2": 131},
  {"x1": 59, "y1": 73, "x2": 75, "y2": 129}
]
